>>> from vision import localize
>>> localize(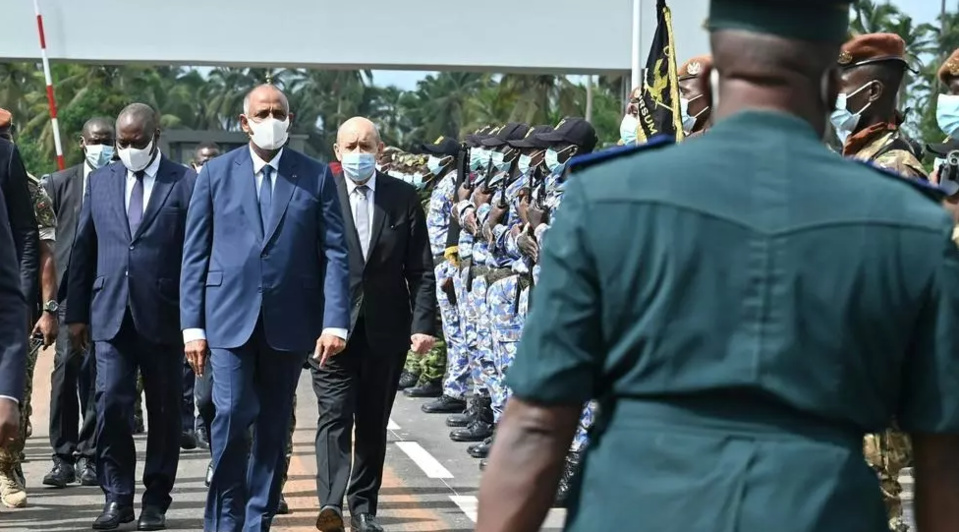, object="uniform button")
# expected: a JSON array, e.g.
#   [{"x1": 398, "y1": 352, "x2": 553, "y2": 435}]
[
  {"x1": 124, "y1": 270, "x2": 128, "y2": 277},
  {"x1": 129, "y1": 245, "x2": 135, "y2": 250}
]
